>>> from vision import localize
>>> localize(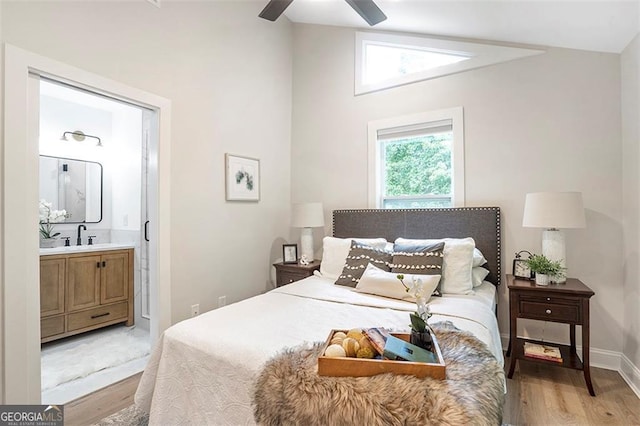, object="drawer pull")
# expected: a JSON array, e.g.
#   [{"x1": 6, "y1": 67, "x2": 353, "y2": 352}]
[
  {"x1": 91, "y1": 312, "x2": 110, "y2": 319},
  {"x1": 289, "y1": 279, "x2": 294, "y2": 283},
  {"x1": 547, "y1": 298, "x2": 551, "y2": 301},
  {"x1": 546, "y1": 309, "x2": 552, "y2": 314}
]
